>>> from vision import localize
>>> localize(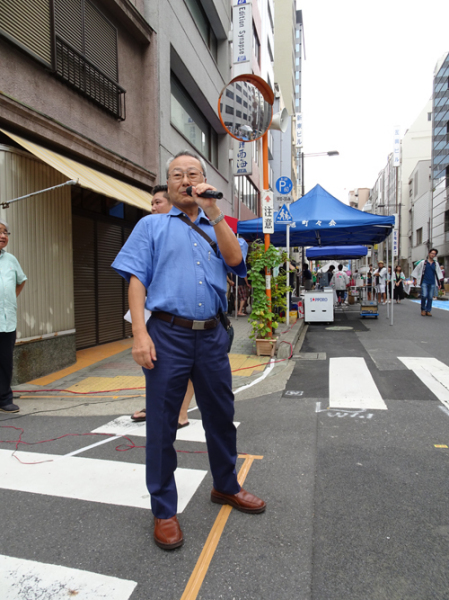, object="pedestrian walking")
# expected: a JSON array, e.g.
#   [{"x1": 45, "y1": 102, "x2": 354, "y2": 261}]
[
  {"x1": 373, "y1": 261, "x2": 387, "y2": 304},
  {"x1": 411, "y1": 248, "x2": 444, "y2": 316},
  {"x1": 393, "y1": 265, "x2": 406, "y2": 303},
  {"x1": 112, "y1": 150, "x2": 265, "y2": 551},
  {"x1": 331, "y1": 264, "x2": 349, "y2": 306},
  {"x1": 0, "y1": 219, "x2": 27, "y2": 414}
]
